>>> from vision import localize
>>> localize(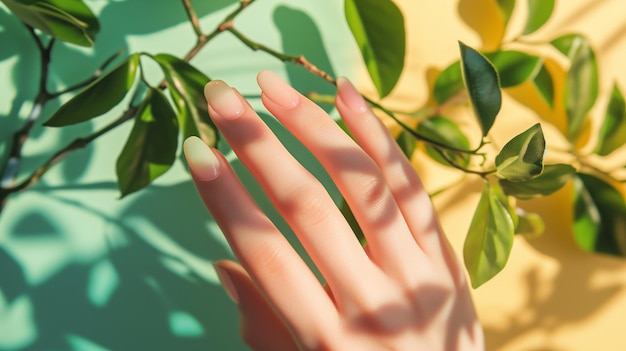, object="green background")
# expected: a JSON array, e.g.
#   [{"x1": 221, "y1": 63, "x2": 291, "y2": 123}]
[{"x1": 0, "y1": 0, "x2": 359, "y2": 349}]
